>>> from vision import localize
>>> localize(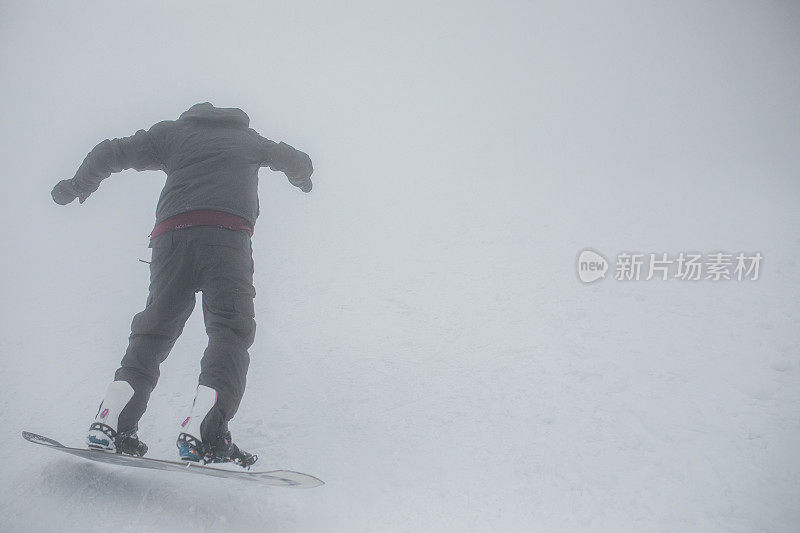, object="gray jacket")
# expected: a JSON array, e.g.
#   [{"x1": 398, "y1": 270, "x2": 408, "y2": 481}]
[{"x1": 69, "y1": 102, "x2": 313, "y2": 226}]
